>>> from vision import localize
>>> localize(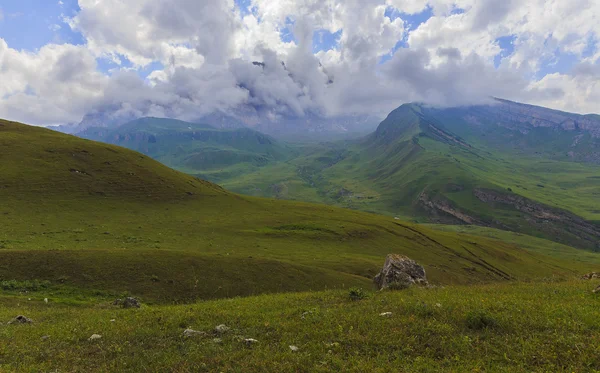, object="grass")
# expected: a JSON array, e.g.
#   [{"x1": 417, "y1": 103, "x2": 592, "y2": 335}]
[
  {"x1": 2, "y1": 281, "x2": 600, "y2": 372},
  {"x1": 3, "y1": 118, "x2": 600, "y2": 371},
  {"x1": 2, "y1": 118, "x2": 599, "y2": 304},
  {"x1": 425, "y1": 224, "x2": 600, "y2": 265}
]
